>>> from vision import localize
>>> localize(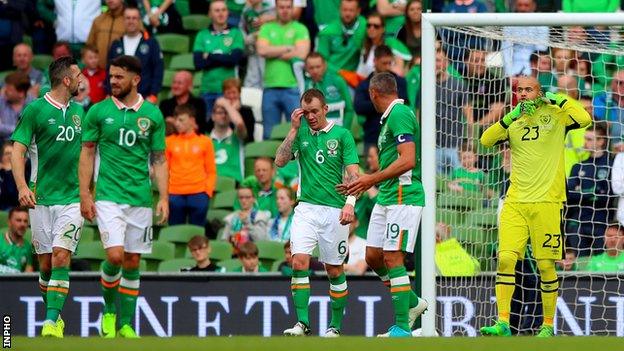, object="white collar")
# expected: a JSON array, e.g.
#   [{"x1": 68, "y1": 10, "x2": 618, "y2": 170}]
[
  {"x1": 380, "y1": 99, "x2": 405, "y2": 124},
  {"x1": 44, "y1": 93, "x2": 70, "y2": 110},
  {"x1": 310, "y1": 120, "x2": 335, "y2": 135},
  {"x1": 210, "y1": 128, "x2": 233, "y2": 141},
  {"x1": 111, "y1": 94, "x2": 144, "y2": 111}
]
